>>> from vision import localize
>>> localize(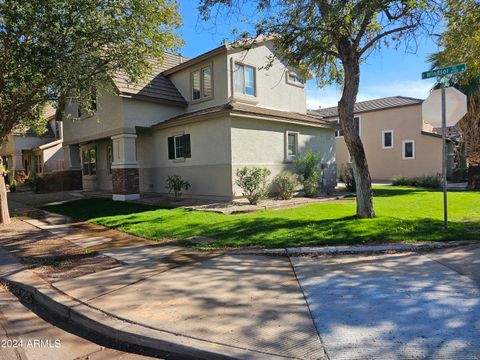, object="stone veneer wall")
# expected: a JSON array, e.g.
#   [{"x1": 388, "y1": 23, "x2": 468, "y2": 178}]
[{"x1": 112, "y1": 168, "x2": 139, "y2": 195}]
